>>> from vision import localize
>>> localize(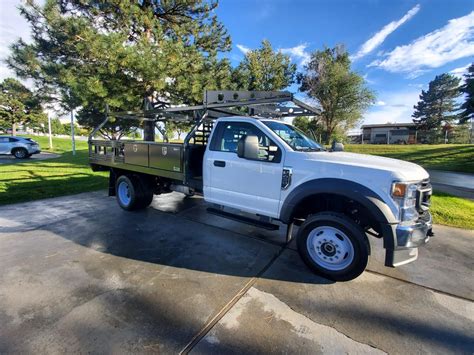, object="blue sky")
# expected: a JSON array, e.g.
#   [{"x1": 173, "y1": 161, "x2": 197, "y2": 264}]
[
  {"x1": 216, "y1": 0, "x2": 474, "y2": 127},
  {"x1": 1, "y1": 0, "x2": 473, "y2": 127}
]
